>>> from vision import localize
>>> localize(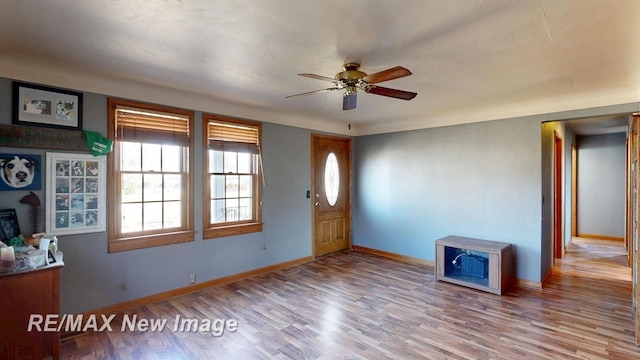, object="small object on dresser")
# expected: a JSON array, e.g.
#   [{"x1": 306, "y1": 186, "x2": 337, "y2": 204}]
[
  {"x1": 0, "y1": 245, "x2": 15, "y2": 262},
  {"x1": 27, "y1": 249, "x2": 46, "y2": 268},
  {"x1": 0, "y1": 245, "x2": 16, "y2": 271},
  {"x1": 15, "y1": 253, "x2": 30, "y2": 268},
  {"x1": 8, "y1": 235, "x2": 23, "y2": 247}
]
